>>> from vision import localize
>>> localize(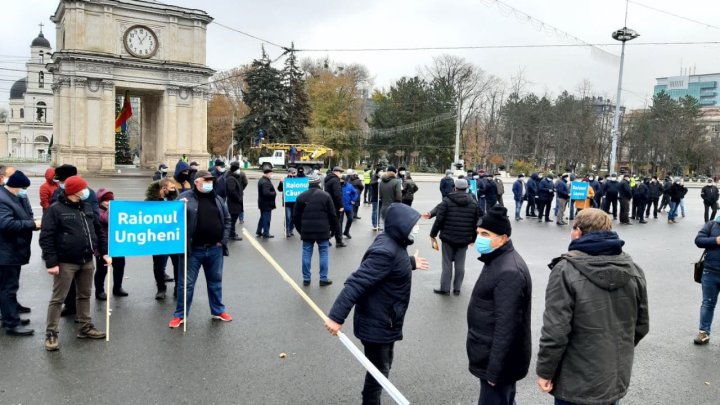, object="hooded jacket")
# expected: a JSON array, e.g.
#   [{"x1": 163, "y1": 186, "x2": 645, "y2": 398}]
[
  {"x1": 527, "y1": 173, "x2": 539, "y2": 198},
  {"x1": 173, "y1": 161, "x2": 192, "y2": 192},
  {"x1": 211, "y1": 166, "x2": 228, "y2": 199},
  {"x1": 293, "y1": 183, "x2": 338, "y2": 241},
  {"x1": 0, "y1": 186, "x2": 35, "y2": 265},
  {"x1": 537, "y1": 231, "x2": 649, "y2": 405},
  {"x1": 429, "y1": 191, "x2": 481, "y2": 245},
  {"x1": 440, "y1": 176, "x2": 455, "y2": 198},
  {"x1": 467, "y1": 240, "x2": 532, "y2": 384},
  {"x1": 555, "y1": 179, "x2": 570, "y2": 200},
  {"x1": 328, "y1": 203, "x2": 420, "y2": 344},
  {"x1": 39, "y1": 167, "x2": 58, "y2": 212}
]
